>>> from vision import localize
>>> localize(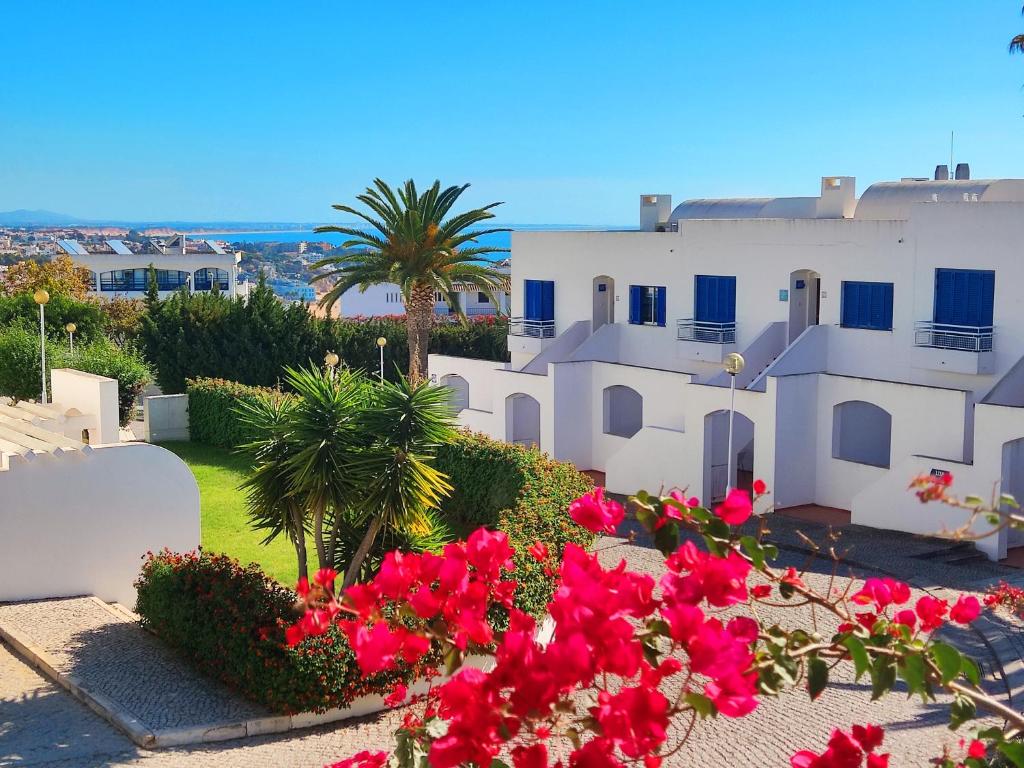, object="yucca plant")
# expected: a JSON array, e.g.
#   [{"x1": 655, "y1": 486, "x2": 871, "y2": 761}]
[
  {"x1": 235, "y1": 393, "x2": 310, "y2": 581},
  {"x1": 341, "y1": 374, "x2": 457, "y2": 587},
  {"x1": 311, "y1": 179, "x2": 509, "y2": 382}
]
